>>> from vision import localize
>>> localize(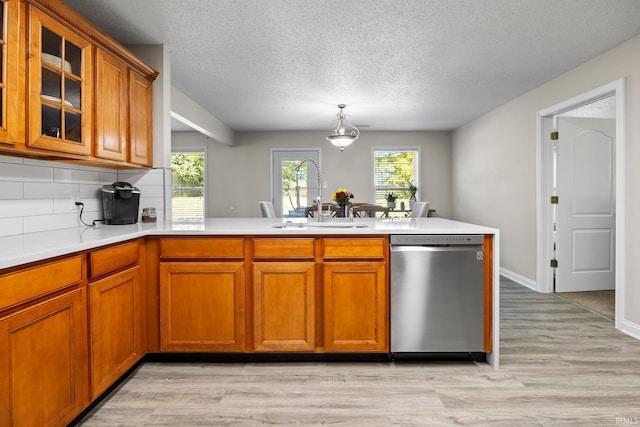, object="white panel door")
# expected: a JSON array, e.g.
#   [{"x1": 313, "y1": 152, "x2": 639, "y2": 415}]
[{"x1": 556, "y1": 117, "x2": 615, "y2": 292}]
